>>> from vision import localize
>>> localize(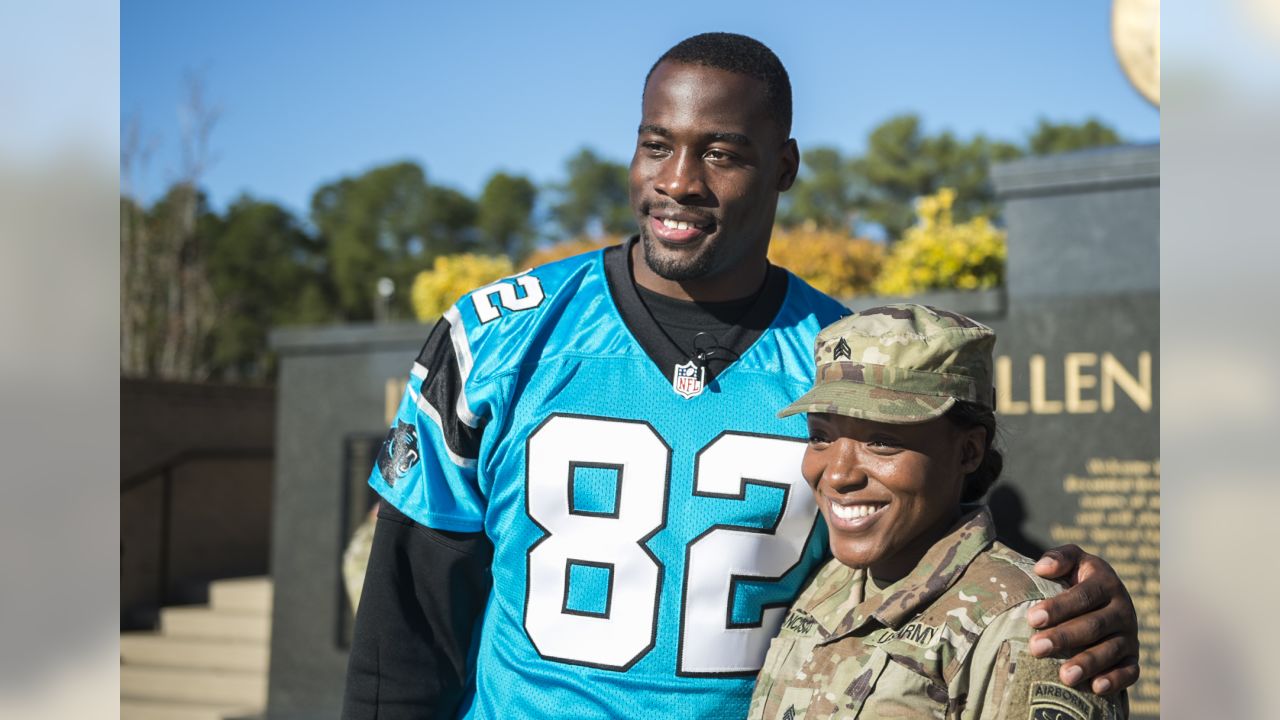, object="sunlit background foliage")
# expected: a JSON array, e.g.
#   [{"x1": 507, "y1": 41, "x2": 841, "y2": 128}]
[
  {"x1": 873, "y1": 188, "x2": 1007, "y2": 296},
  {"x1": 766, "y1": 227, "x2": 883, "y2": 298},
  {"x1": 410, "y1": 253, "x2": 516, "y2": 321},
  {"x1": 122, "y1": 104, "x2": 1121, "y2": 383}
]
